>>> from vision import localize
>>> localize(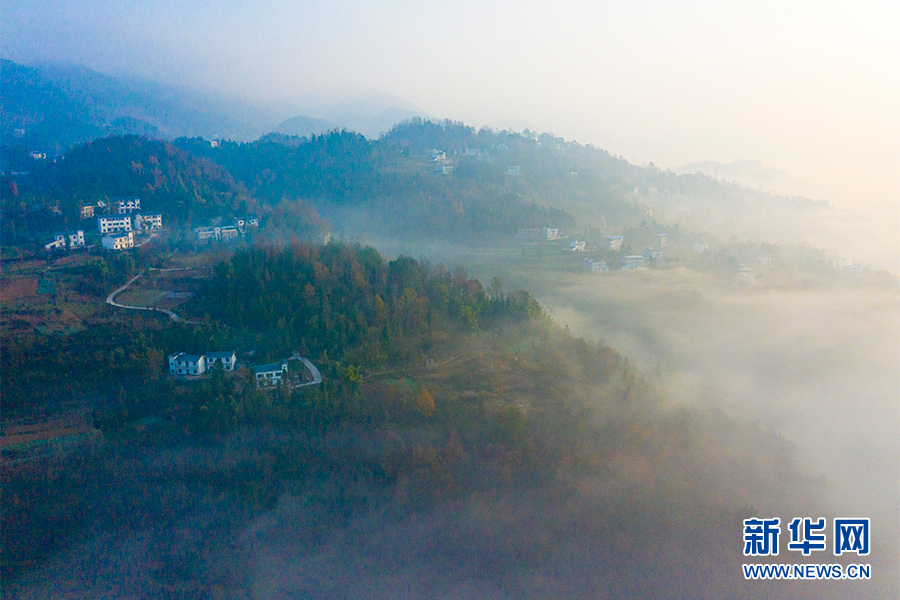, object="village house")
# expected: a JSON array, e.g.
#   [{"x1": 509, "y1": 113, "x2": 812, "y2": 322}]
[
  {"x1": 253, "y1": 361, "x2": 289, "y2": 387},
  {"x1": 606, "y1": 235, "x2": 624, "y2": 250},
  {"x1": 45, "y1": 230, "x2": 86, "y2": 251},
  {"x1": 205, "y1": 351, "x2": 237, "y2": 371},
  {"x1": 134, "y1": 213, "x2": 163, "y2": 231},
  {"x1": 102, "y1": 231, "x2": 134, "y2": 250},
  {"x1": 169, "y1": 352, "x2": 207, "y2": 376},
  {"x1": 516, "y1": 228, "x2": 541, "y2": 239},
  {"x1": 507, "y1": 165, "x2": 521, "y2": 176},
  {"x1": 583, "y1": 258, "x2": 608, "y2": 273},
  {"x1": 692, "y1": 242, "x2": 709, "y2": 253},
  {"x1": 44, "y1": 234, "x2": 66, "y2": 251},
  {"x1": 80, "y1": 205, "x2": 95, "y2": 219},
  {"x1": 656, "y1": 233, "x2": 668, "y2": 246},
  {"x1": 98, "y1": 215, "x2": 132, "y2": 234},
  {"x1": 569, "y1": 240, "x2": 586, "y2": 252},
  {"x1": 643, "y1": 247, "x2": 664, "y2": 261},
  {"x1": 195, "y1": 224, "x2": 242, "y2": 243},
  {"x1": 541, "y1": 227, "x2": 560, "y2": 240},
  {"x1": 115, "y1": 197, "x2": 141, "y2": 214},
  {"x1": 622, "y1": 255, "x2": 646, "y2": 270},
  {"x1": 233, "y1": 216, "x2": 259, "y2": 232}
]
